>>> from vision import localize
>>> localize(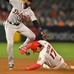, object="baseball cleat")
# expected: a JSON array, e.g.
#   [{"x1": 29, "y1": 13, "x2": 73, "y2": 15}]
[
  {"x1": 9, "y1": 67, "x2": 13, "y2": 70},
  {"x1": 19, "y1": 44, "x2": 27, "y2": 50},
  {"x1": 9, "y1": 64, "x2": 14, "y2": 70}
]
